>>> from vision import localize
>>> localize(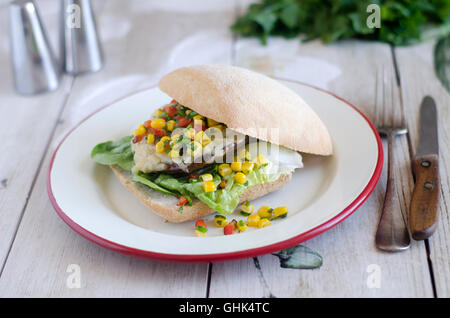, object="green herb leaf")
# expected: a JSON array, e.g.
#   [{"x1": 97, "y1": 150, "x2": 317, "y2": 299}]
[
  {"x1": 231, "y1": 0, "x2": 450, "y2": 46},
  {"x1": 195, "y1": 225, "x2": 207, "y2": 233},
  {"x1": 186, "y1": 111, "x2": 198, "y2": 119},
  {"x1": 434, "y1": 35, "x2": 450, "y2": 93}
]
